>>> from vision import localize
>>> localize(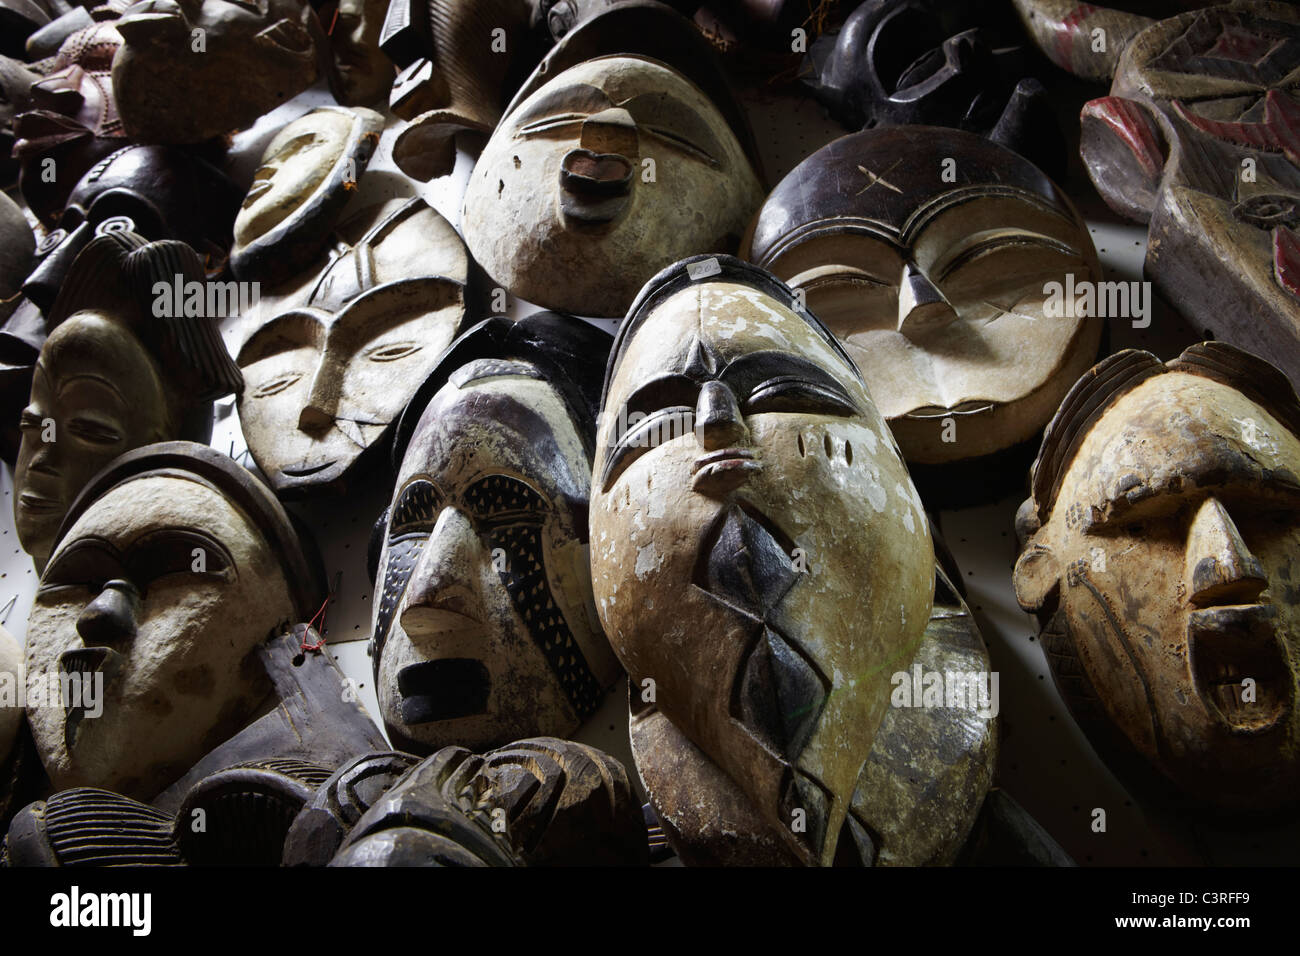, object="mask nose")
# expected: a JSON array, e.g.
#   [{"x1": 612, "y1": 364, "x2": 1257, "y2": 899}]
[
  {"x1": 1186, "y1": 497, "x2": 1267, "y2": 607},
  {"x1": 897, "y1": 262, "x2": 957, "y2": 337},
  {"x1": 578, "y1": 107, "x2": 637, "y2": 158},
  {"x1": 297, "y1": 360, "x2": 339, "y2": 434},
  {"x1": 76, "y1": 579, "x2": 141, "y2": 647},
  {"x1": 22, "y1": 219, "x2": 92, "y2": 313},
  {"x1": 695, "y1": 380, "x2": 748, "y2": 451},
  {"x1": 399, "y1": 509, "x2": 484, "y2": 640}
]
